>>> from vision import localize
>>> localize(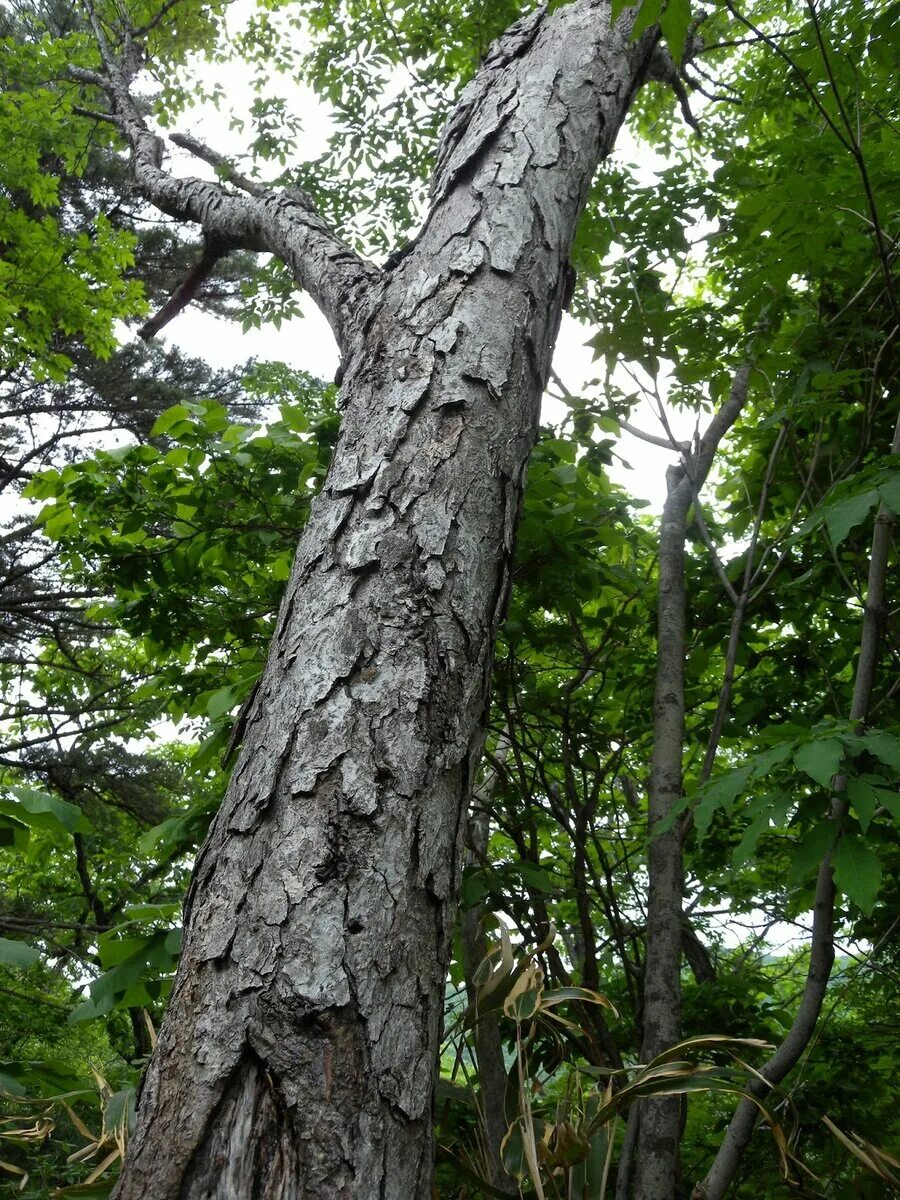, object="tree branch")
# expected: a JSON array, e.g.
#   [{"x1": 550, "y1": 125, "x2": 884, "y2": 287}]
[
  {"x1": 622, "y1": 417, "x2": 690, "y2": 452},
  {"x1": 169, "y1": 132, "x2": 266, "y2": 198},
  {"x1": 72, "y1": 103, "x2": 122, "y2": 126},
  {"x1": 138, "y1": 237, "x2": 227, "y2": 340},
  {"x1": 67, "y1": 48, "x2": 380, "y2": 352}
]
